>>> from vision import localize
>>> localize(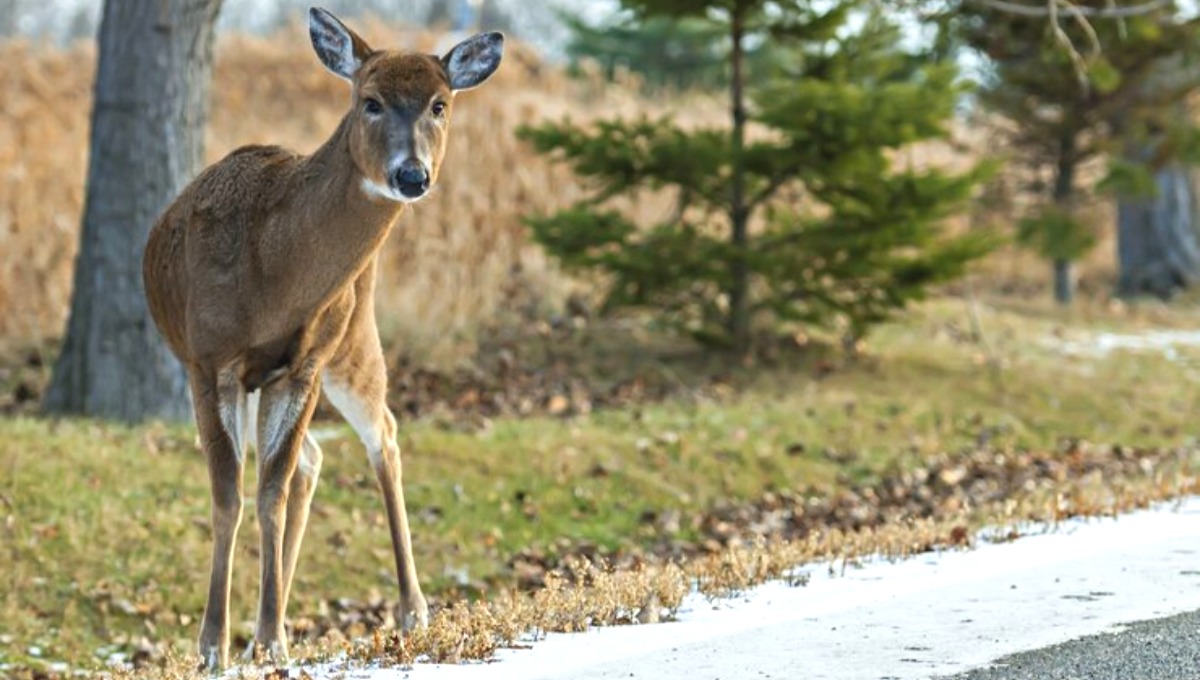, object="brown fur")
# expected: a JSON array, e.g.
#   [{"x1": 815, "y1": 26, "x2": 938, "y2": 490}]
[{"x1": 143, "y1": 11, "x2": 501, "y2": 669}]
